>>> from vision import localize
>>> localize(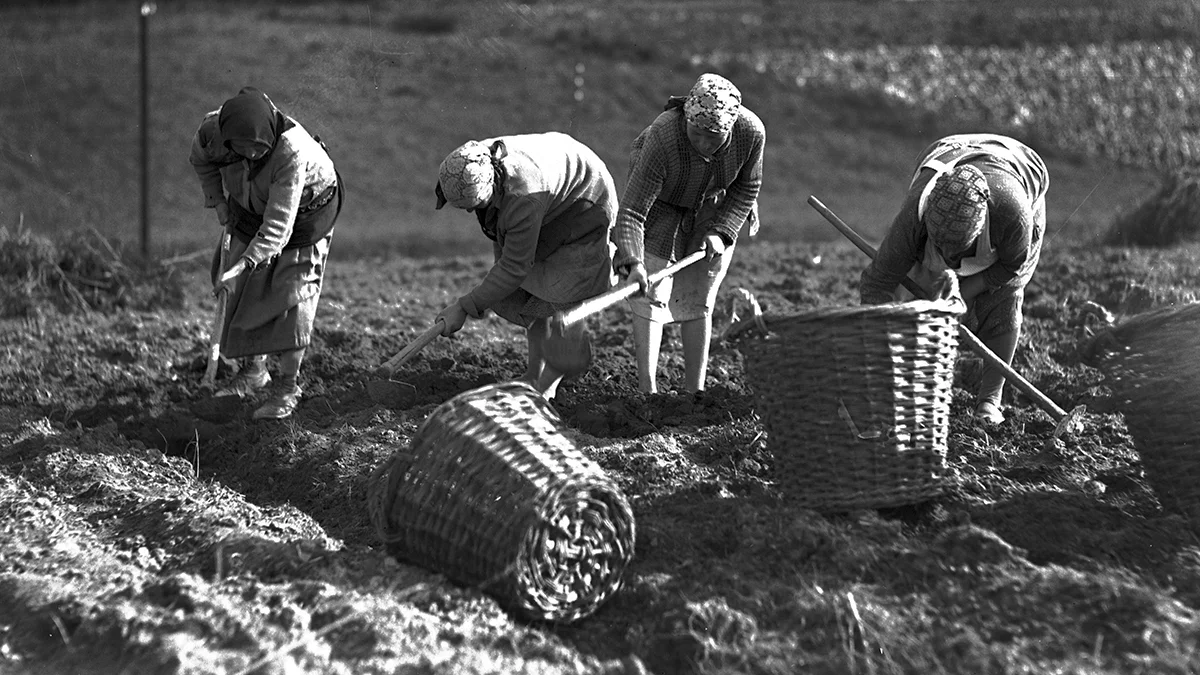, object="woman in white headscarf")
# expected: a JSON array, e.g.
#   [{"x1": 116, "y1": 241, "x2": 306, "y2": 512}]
[
  {"x1": 189, "y1": 86, "x2": 342, "y2": 420},
  {"x1": 433, "y1": 132, "x2": 617, "y2": 399},
  {"x1": 613, "y1": 73, "x2": 765, "y2": 393},
  {"x1": 860, "y1": 133, "x2": 1049, "y2": 424}
]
